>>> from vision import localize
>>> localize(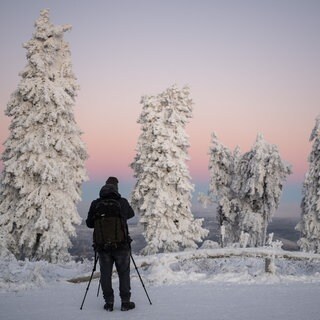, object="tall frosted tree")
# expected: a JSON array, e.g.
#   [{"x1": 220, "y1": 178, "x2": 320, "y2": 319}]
[
  {"x1": 203, "y1": 133, "x2": 291, "y2": 247},
  {"x1": 131, "y1": 85, "x2": 208, "y2": 254},
  {"x1": 296, "y1": 116, "x2": 320, "y2": 253},
  {"x1": 0, "y1": 10, "x2": 87, "y2": 262}
]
